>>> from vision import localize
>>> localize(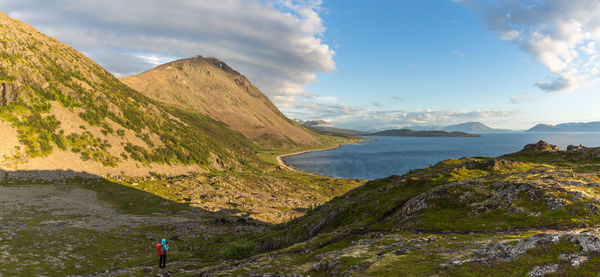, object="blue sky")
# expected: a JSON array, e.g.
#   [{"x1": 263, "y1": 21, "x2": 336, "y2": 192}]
[
  {"x1": 2, "y1": 0, "x2": 600, "y2": 130},
  {"x1": 298, "y1": 0, "x2": 600, "y2": 130}
]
